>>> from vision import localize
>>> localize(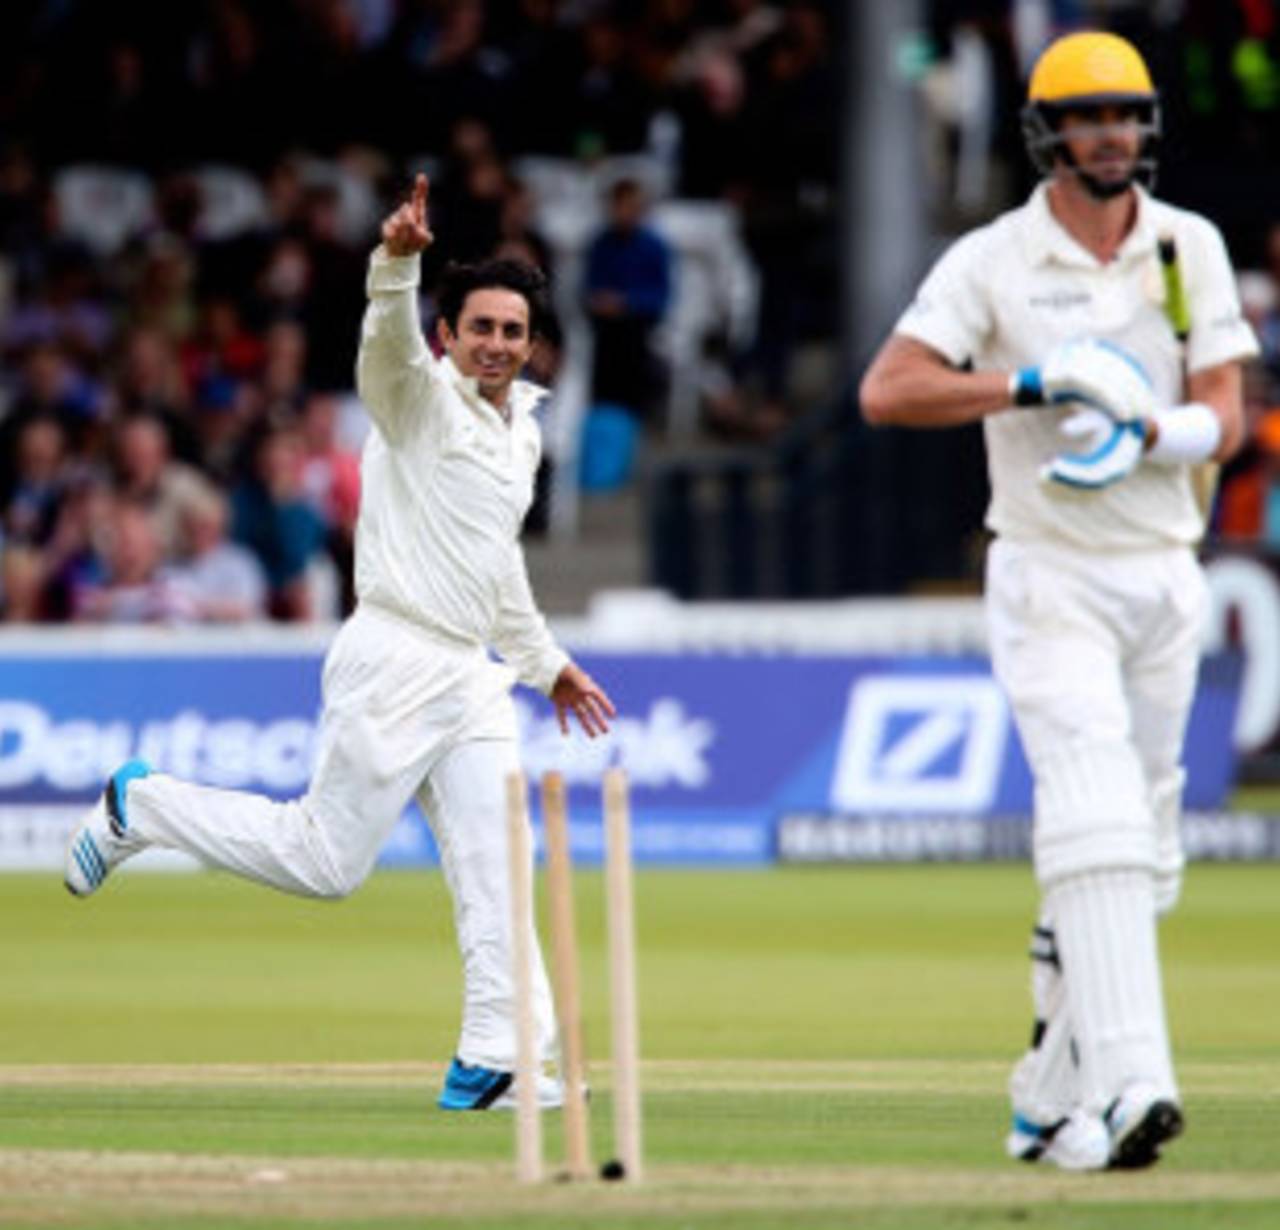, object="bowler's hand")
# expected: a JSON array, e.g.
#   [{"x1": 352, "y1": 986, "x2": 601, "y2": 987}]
[
  {"x1": 551, "y1": 662, "x2": 616, "y2": 738},
  {"x1": 382, "y1": 173, "x2": 434, "y2": 257}
]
